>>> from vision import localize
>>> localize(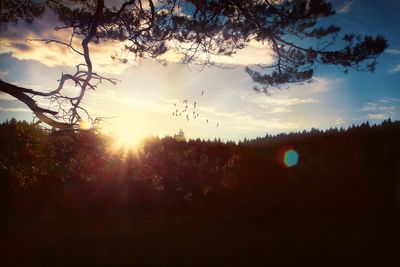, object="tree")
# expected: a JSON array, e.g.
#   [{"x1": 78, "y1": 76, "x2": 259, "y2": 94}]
[{"x1": 0, "y1": 0, "x2": 388, "y2": 129}]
